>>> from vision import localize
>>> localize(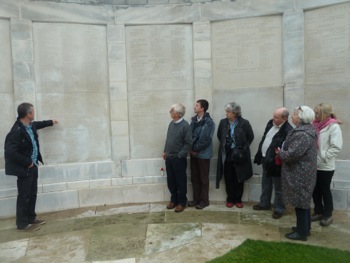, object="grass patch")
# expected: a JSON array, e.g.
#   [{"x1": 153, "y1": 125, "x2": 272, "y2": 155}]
[{"x1": 208, "y1": 239, "x2": 350, "y2": 263}]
